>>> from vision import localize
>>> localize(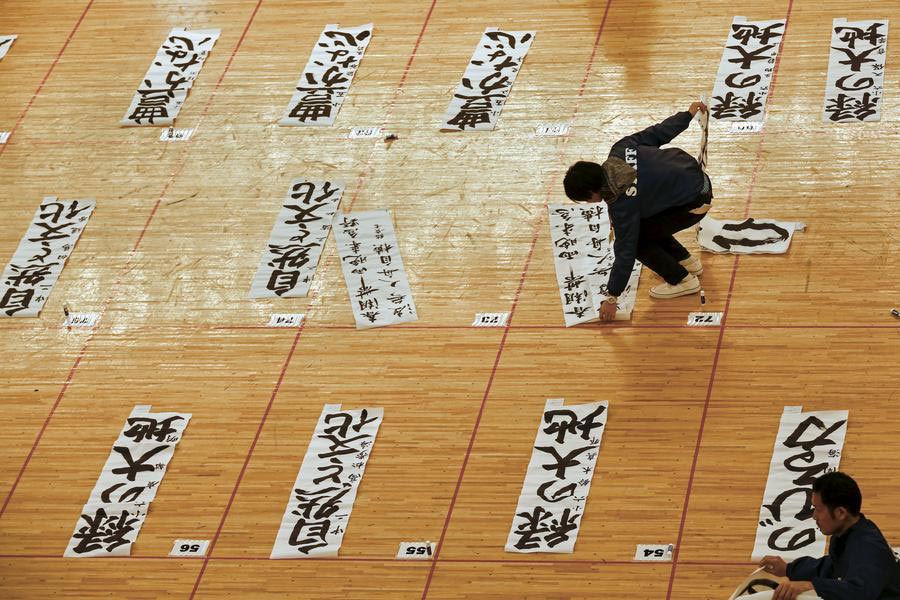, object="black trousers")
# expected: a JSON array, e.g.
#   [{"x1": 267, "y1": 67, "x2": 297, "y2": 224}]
[{"x1": 638, "y1": 181, "x2": 712, "y2": 285}]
